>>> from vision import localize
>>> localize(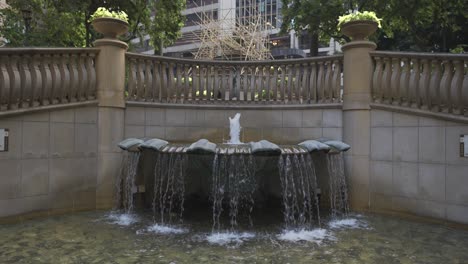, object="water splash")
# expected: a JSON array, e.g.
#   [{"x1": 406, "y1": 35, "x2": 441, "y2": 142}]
[
  {"x1": 206, "y1": 231, "x2": 255, "y2": 246},
  {"x1": 106, "y1": 212, "x2": 139, "y2": 226},
  {"x1": 277, "y1": 228, "x2": 334, "y2": 244},
  {"x1": 327, "y1": 152, "x2": 349, "y2": 217},
  {"x1": 328, "y1": 218, "x2": 367, "y2": 229},
  {"x1": 145, "y1": 224, "x2": 188, "y2": 234},
  {"x1": 211, "y1": 150, "x2": 256, "y2": 230},
  {"x1": 227, "y1": 113, "x2": 242, "y2": 144},
  {"x1": 116, "y1": 152, "x2": 141, "y2": 213},
  {"x1": 152, "y1": 152, "x2": 188, "y2": 224},
  {"x1": 278, "y1": 149, "x2": 320, "y2": 229}
]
